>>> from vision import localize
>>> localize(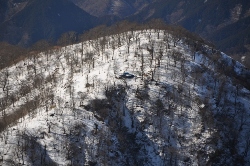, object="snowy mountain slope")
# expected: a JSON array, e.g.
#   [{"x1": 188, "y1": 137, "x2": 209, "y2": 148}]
[{"x1": 0, "y1": 29, "x2": 250, "y2": 165}]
